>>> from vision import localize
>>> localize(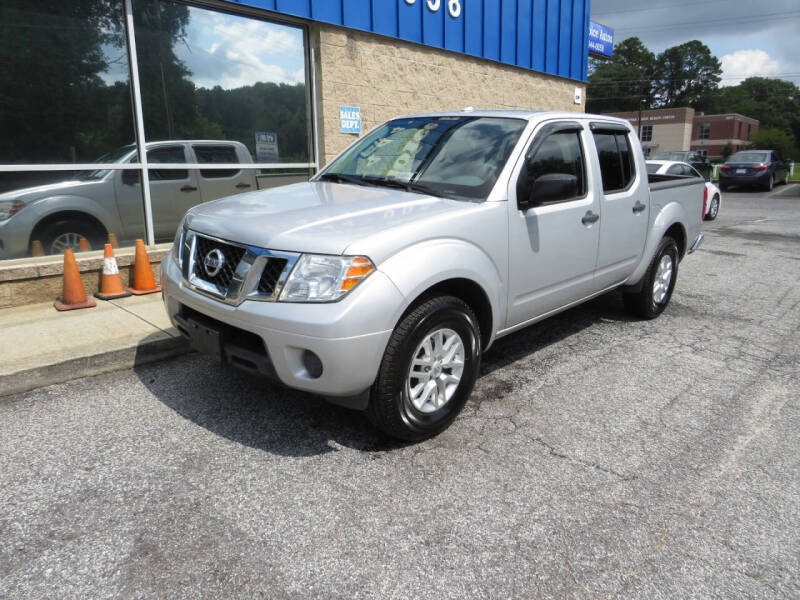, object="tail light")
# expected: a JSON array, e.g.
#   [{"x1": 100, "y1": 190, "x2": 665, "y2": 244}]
[
  {"x1": 702, "y1": 186, "x2": 708, "y2": 218},
  {"x1": 755, "y1": 164, "x2": 767, "y2": 172},
  {"x1": 720, "y1": 165, "x2": 730, "y2": 172}
]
